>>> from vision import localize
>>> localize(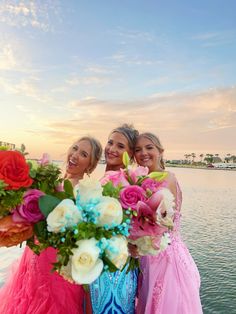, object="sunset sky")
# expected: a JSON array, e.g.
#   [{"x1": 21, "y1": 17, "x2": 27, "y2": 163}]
[{"x1": 0, "y1": 0, "x2": 235, "y2": 161}]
